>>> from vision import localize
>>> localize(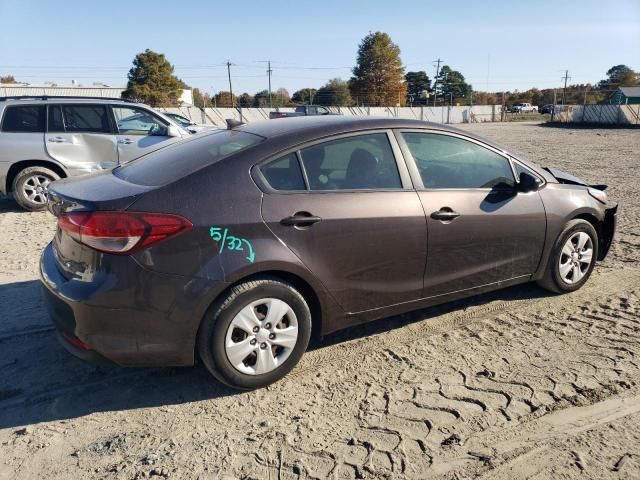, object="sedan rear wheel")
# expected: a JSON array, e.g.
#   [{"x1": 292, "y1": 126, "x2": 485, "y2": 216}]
[
  {"x1": 538, "y1": 219, "x2": 599, "y2": 293},
  {"x1": 198, "y1": 278, "x2": 311, "y2": 390}
]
